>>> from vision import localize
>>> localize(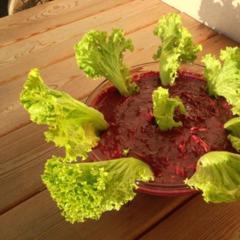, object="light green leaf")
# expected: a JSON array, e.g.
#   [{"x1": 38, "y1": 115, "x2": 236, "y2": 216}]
[
  {"x1": 152, "y1": 86, "x2": 186, "y2": 131},
  {"x1": 202, "y1": 47, "x2": 240, "y2": 115},
  {"x1": 185, "y1": 151, "x2": 240, "y2": 203},
  {"x1": 224, "y1": 117, "x2": 240, "y2": 152},
  {"x1": 42, "y1": 156, "x2": 154, "y2": 223},
  {"x1": 75, "y1": 29, "x2": 138, "y2": 96},
  {"x1": 153, "y1": 13, "x2": 202, "y2": 86},
  {"x1": 228, "y1": 135, "x2": 240, "y2": 153},
  {"x1": 20, "y1": 68, "x2": 108, "y2": 161}
]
